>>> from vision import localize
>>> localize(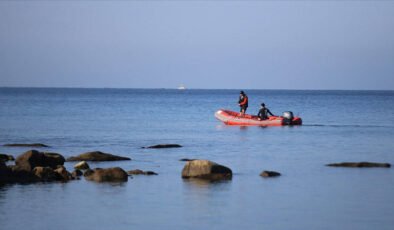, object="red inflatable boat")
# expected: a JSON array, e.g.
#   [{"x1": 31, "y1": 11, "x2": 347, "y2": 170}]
[{"x1": 215, "y1": 109, "x2": 302, "y2": 126}]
